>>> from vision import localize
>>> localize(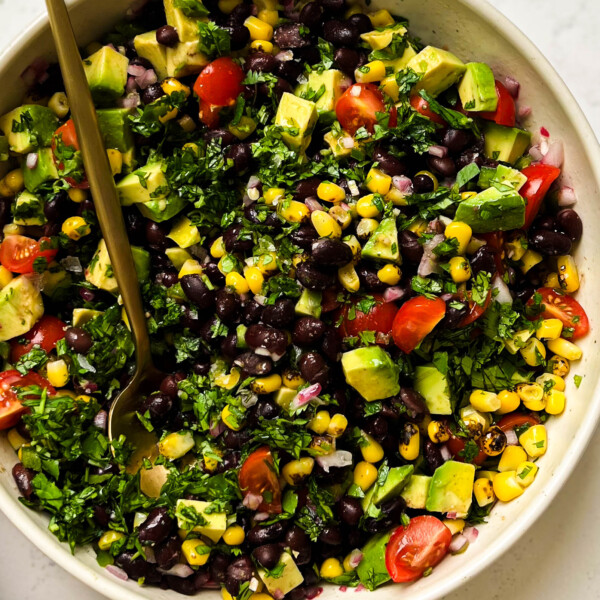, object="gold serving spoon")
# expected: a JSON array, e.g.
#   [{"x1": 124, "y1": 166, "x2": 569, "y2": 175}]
[{"x1": 46, "y1": 0, "x2": 162, "y2": 472}]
